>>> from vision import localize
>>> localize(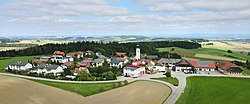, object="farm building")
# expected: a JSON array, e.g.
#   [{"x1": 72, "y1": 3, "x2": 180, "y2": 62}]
[
  {"x1": 175, "y1": 59, "x2": 193, "y2": 73},
  {"x1": 157, "y1": 58, "x2": 181, "y2": 68},
  {"x1": 216, "y1": 61, "x2": 243, "y2": 75},
  {"x1": 187, "y1": 60, "x2": 216, "y2": 71},
  {"x1": 123, "y1": 65, "x2": 145, "y2": 77}
]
